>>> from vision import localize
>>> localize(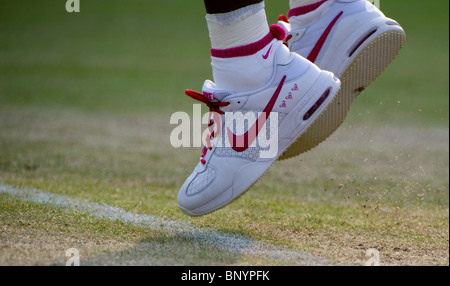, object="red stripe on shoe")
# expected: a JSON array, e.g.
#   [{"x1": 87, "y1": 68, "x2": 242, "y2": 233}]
[
  {"x1": 227, "y1": 75, "x2": 287, "y2": 152},
  {"x1": 288, "y1": 0, "x2": 328, "y2": 18},
  {"x1": 307, "y1": 11, "x2": 343, "y2": 63}
]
